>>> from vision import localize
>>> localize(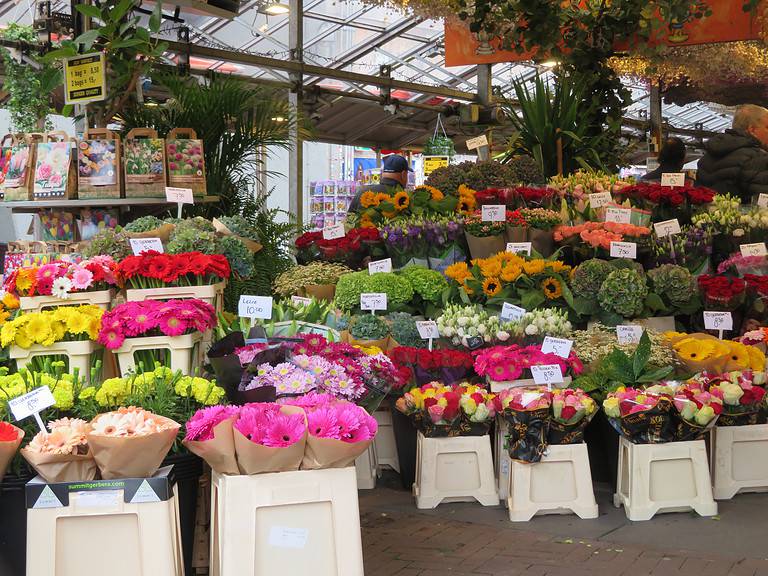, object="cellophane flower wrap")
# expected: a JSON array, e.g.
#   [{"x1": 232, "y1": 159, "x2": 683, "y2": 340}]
[
  {"x1": 21, "y1": 418, "x2": 97, "y2": 482},
  {"x1": 232, "y1": 403, "x2": 307, "y2": 474},
  {"x1": 183, "y1": 405, "x2": 241, "y2": 474},
  {"x1": 689, "y1": 371, "x2": 767, "y2": 426},
  {"x1": 0, "y1": 304, "x2": 103, "y2": 348},
  {"x1": 86, "y1": 407, "x2": 180, "y2": 479},
  {"x1": 98, "y1": 298, "x2": 216, "y2": 349},
  {"x1": 672, "y1": 380, "x2": 723, "y2": 440},
  {"x1": 603, "y1": 387, "x2": 675, "y2": 444},
  {"x1": 3, "y1": 256, "x2": 118, "y2": 298},
  {"x1": 548, "y1": 388, "x2": 597, "y2": 445},
  {"x1": 493, "y1": 387, "x2": 551, "y2": 463},
  {"x1": 473, "y1": 344, "x2": 582, "y2": 384},
  {"x1": 0, "y1": 421, "x2": 23, "y2": 482},
  {"x1": 117, "y1": 251, "x2": 230, "y2": 288},
  {"x1": 395, "y1": 382, "x2": 495, "y2": 438}
]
